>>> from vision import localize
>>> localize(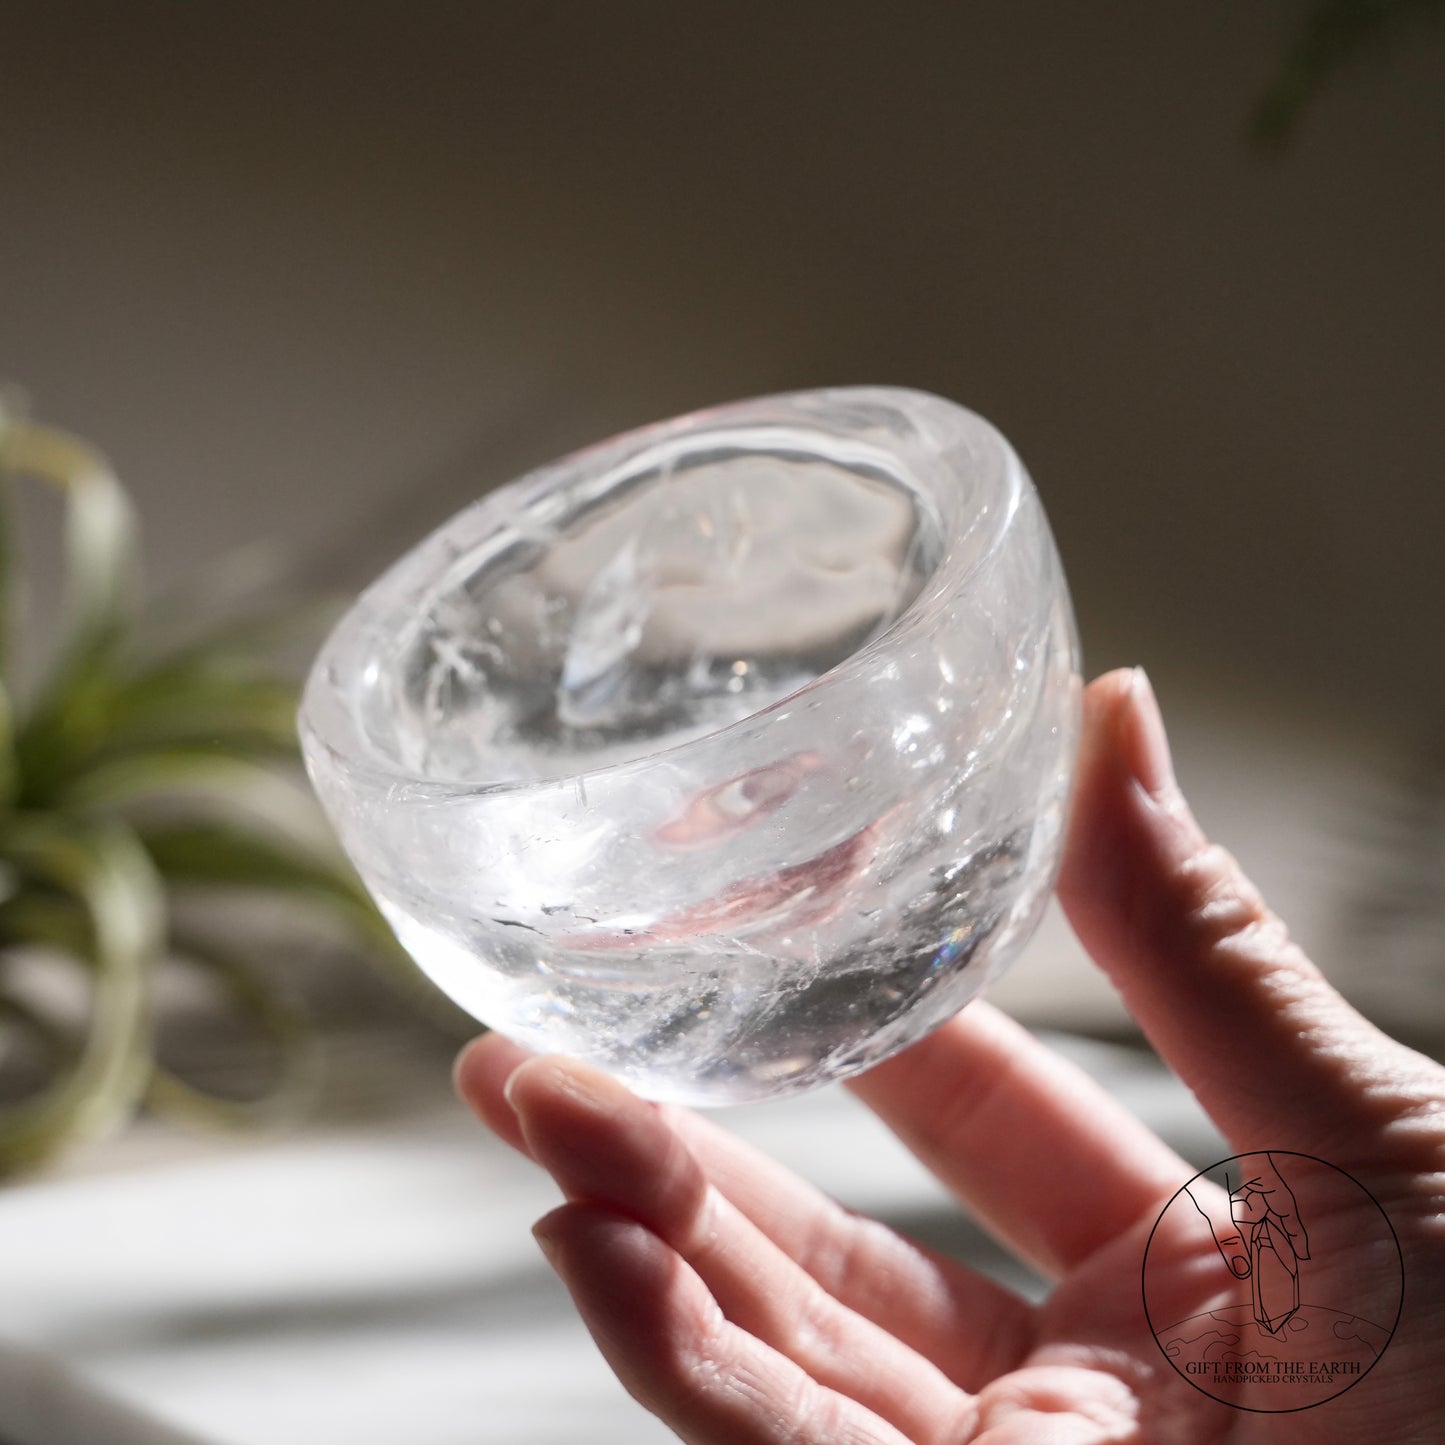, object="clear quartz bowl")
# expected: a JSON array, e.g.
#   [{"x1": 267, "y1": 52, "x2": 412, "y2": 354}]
[{"x1": 300, "y1": 387, "x2": 1081, "y2": 1105}]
